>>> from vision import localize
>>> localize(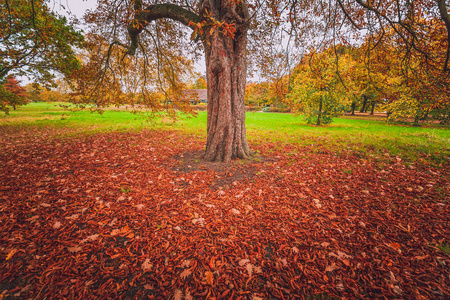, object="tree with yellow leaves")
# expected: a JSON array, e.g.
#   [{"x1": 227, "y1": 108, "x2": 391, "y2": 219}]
[{"x1": 287, "y1": 46, "x2": 354, "y2": 125}]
